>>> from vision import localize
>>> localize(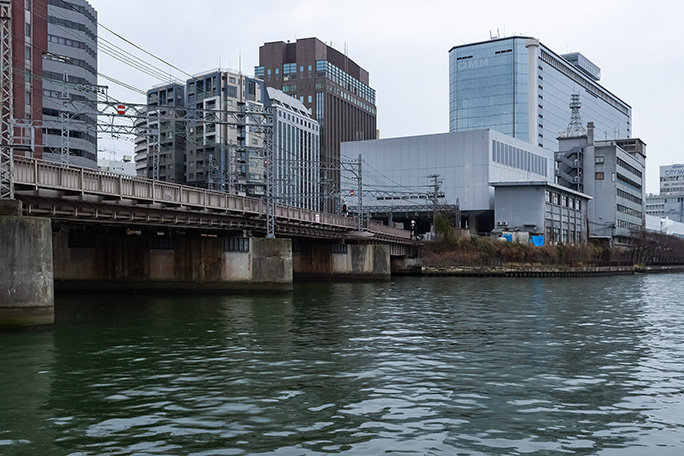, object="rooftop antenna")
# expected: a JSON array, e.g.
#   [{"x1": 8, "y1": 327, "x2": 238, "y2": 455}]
[
  {"x1": 565, "y1": 93, "x2": 586, "y2": 137},
  {"x1": 344, "y1": 42, "x2": 349, "y2": 73}
]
